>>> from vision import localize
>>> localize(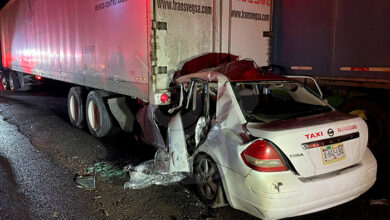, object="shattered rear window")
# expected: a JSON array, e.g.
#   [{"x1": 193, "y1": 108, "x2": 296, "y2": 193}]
[{"x1": 233, "y1": 82, "x2": 332, "y2": 123}]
